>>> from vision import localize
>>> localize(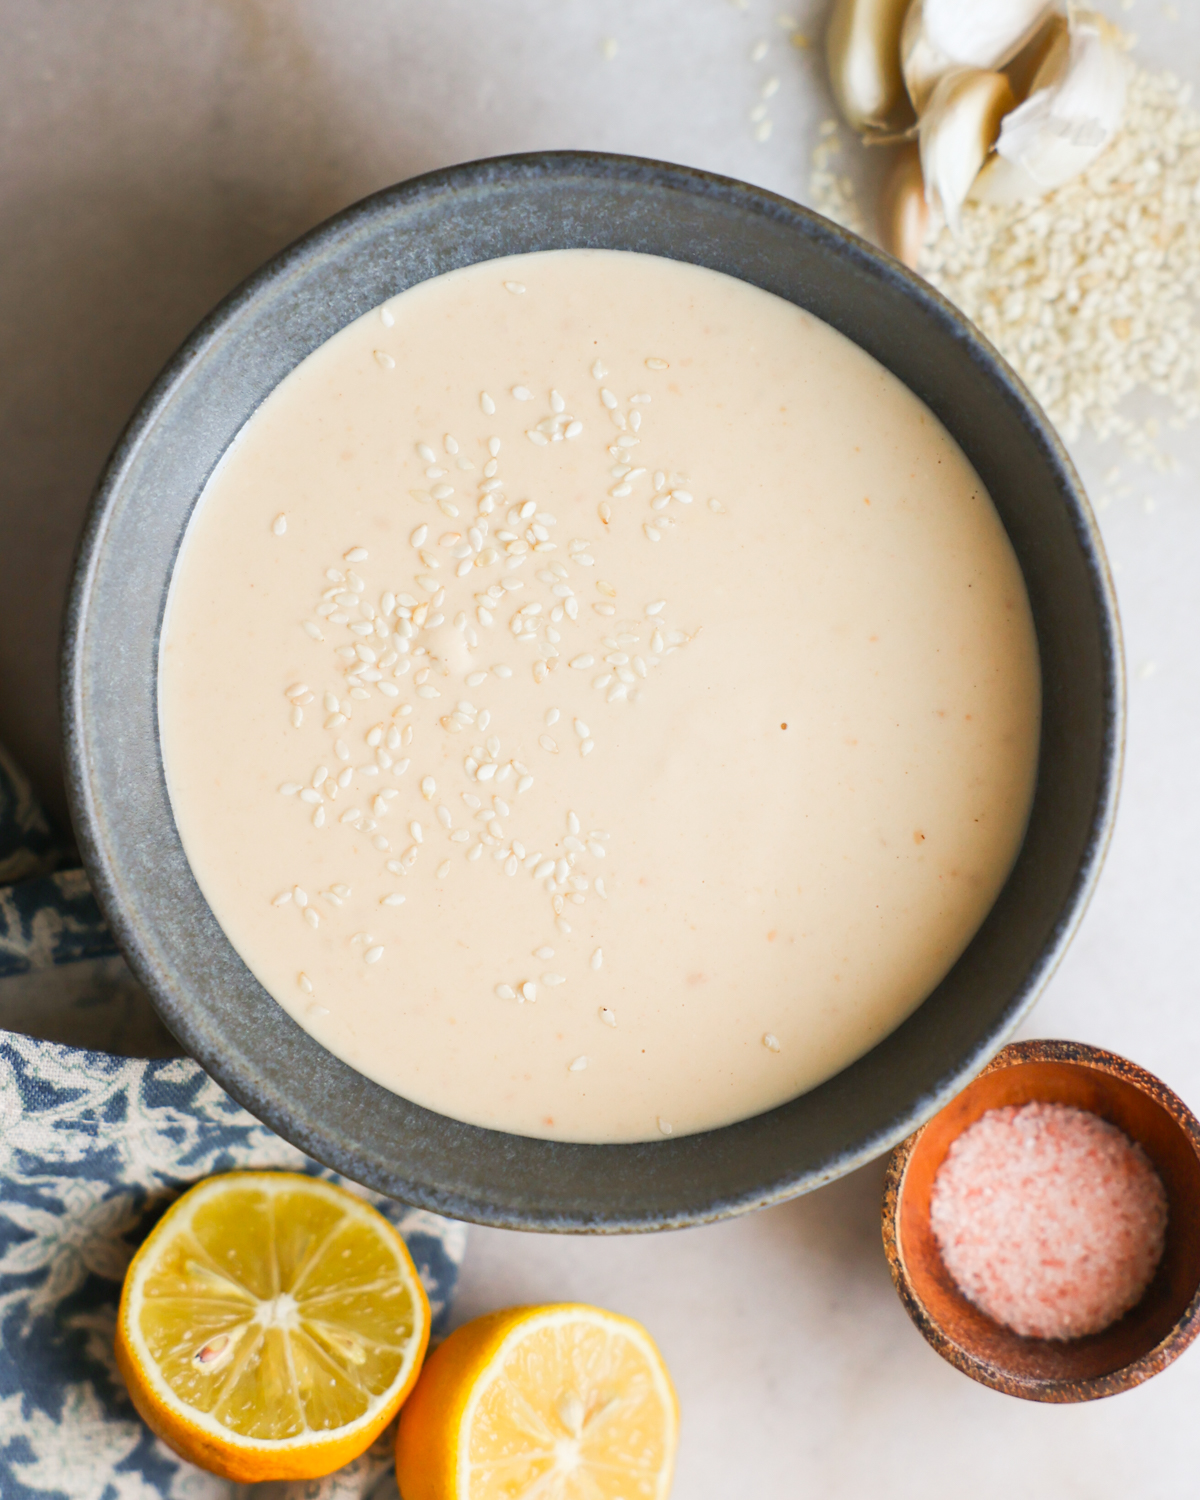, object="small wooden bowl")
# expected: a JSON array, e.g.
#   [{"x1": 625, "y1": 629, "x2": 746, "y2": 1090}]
[{"x1": 883, "y1": 1040, "x2": 1200, "y2": 1401}]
